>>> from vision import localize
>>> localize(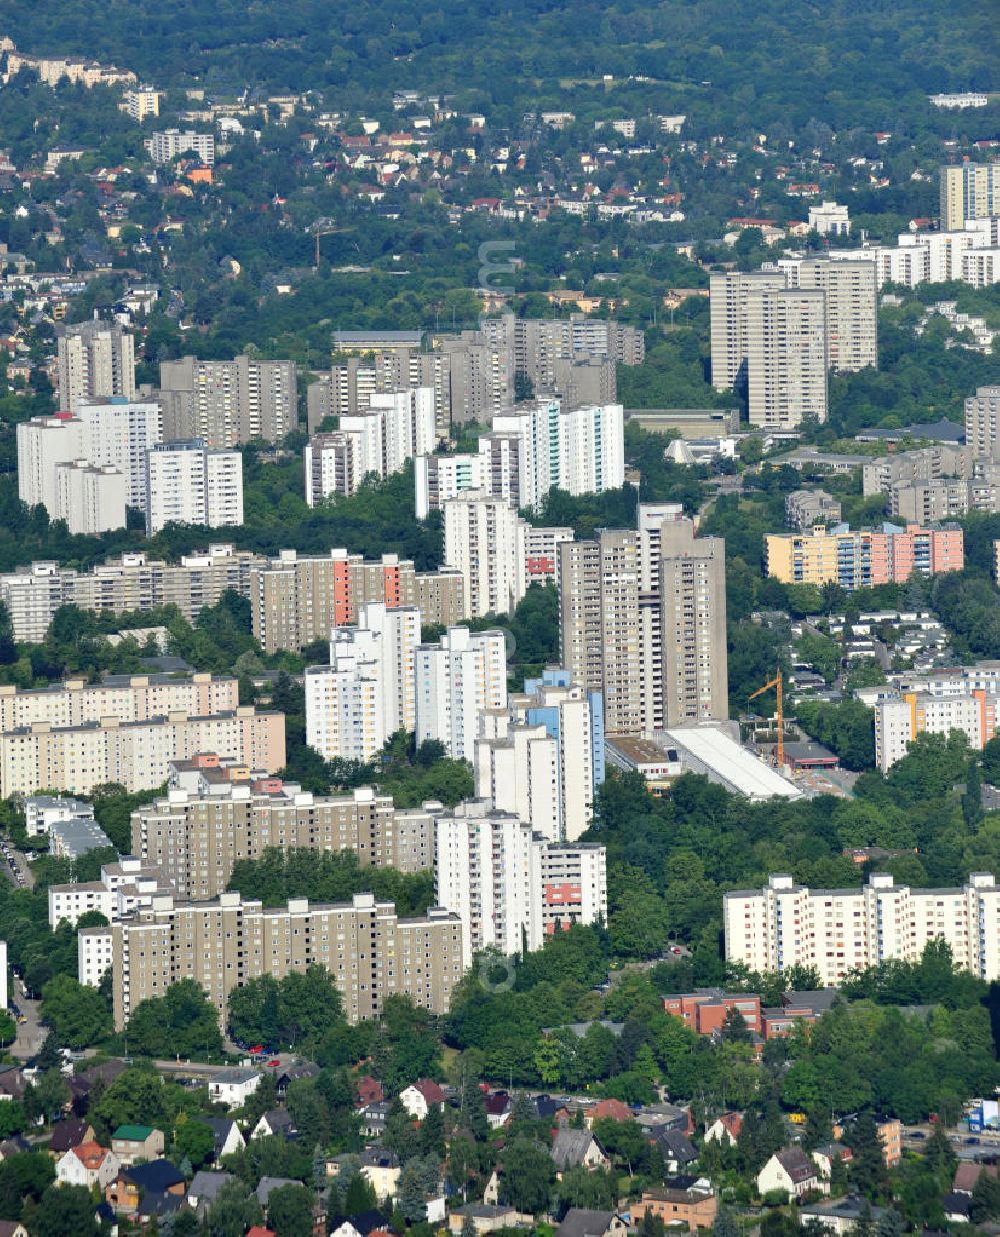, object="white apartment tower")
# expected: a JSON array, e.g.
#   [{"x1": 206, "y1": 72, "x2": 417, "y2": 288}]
[
  {"x1": 415, "y1": 626, "x2": 508, "y2": 759},
  {"x1": 305, "y1": 388, "x2": 436, "y2": 505},
  {"x1": 443, "y1": 492, "x2": 524, "y2": 617},
  {"x1": 414, "y1": 452, "x2": 485, "y2": 520},
  {"x1": 725, "y1": 872, "x2": 1000, "y2": 985},
  {"x1": 17, "y1": 415, "x2": 87, "y2": 515},
  {"x1": 54, "y1": 461, "x2": 127, "y2": 535},
  {"x1": 144, "y1": 440, "x2": 244, "y2": 535},
  {"x1": 305, "y1": 603, "x2": 421, "y2": 762},
  {"x1": 433, "y1": 799, "x2": 608, "y2": 967},
  {"x1": 75, "y1": 399, "x2": 163, "y2": 510},
  {"x1": 56, "y1": 321, "x2": 136, "y2": 411}
]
